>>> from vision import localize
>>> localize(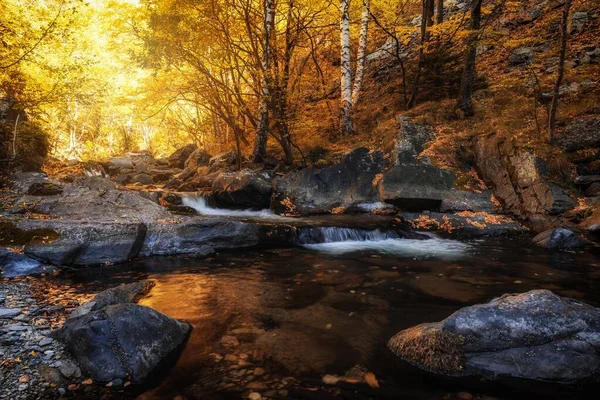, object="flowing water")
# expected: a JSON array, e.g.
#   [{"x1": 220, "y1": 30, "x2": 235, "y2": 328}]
[{"x1": 52, "y1": 212, "x2": 600, "y2": 400}]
